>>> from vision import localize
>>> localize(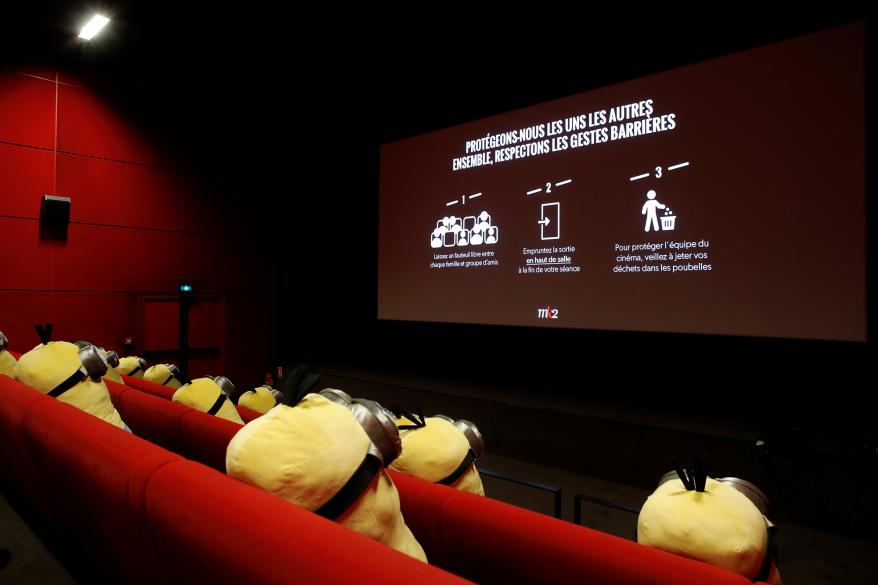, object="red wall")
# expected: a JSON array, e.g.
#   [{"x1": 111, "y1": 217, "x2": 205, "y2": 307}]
[{"x1": 0, "y1": 69, "x2": 274, "y2": 386}]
